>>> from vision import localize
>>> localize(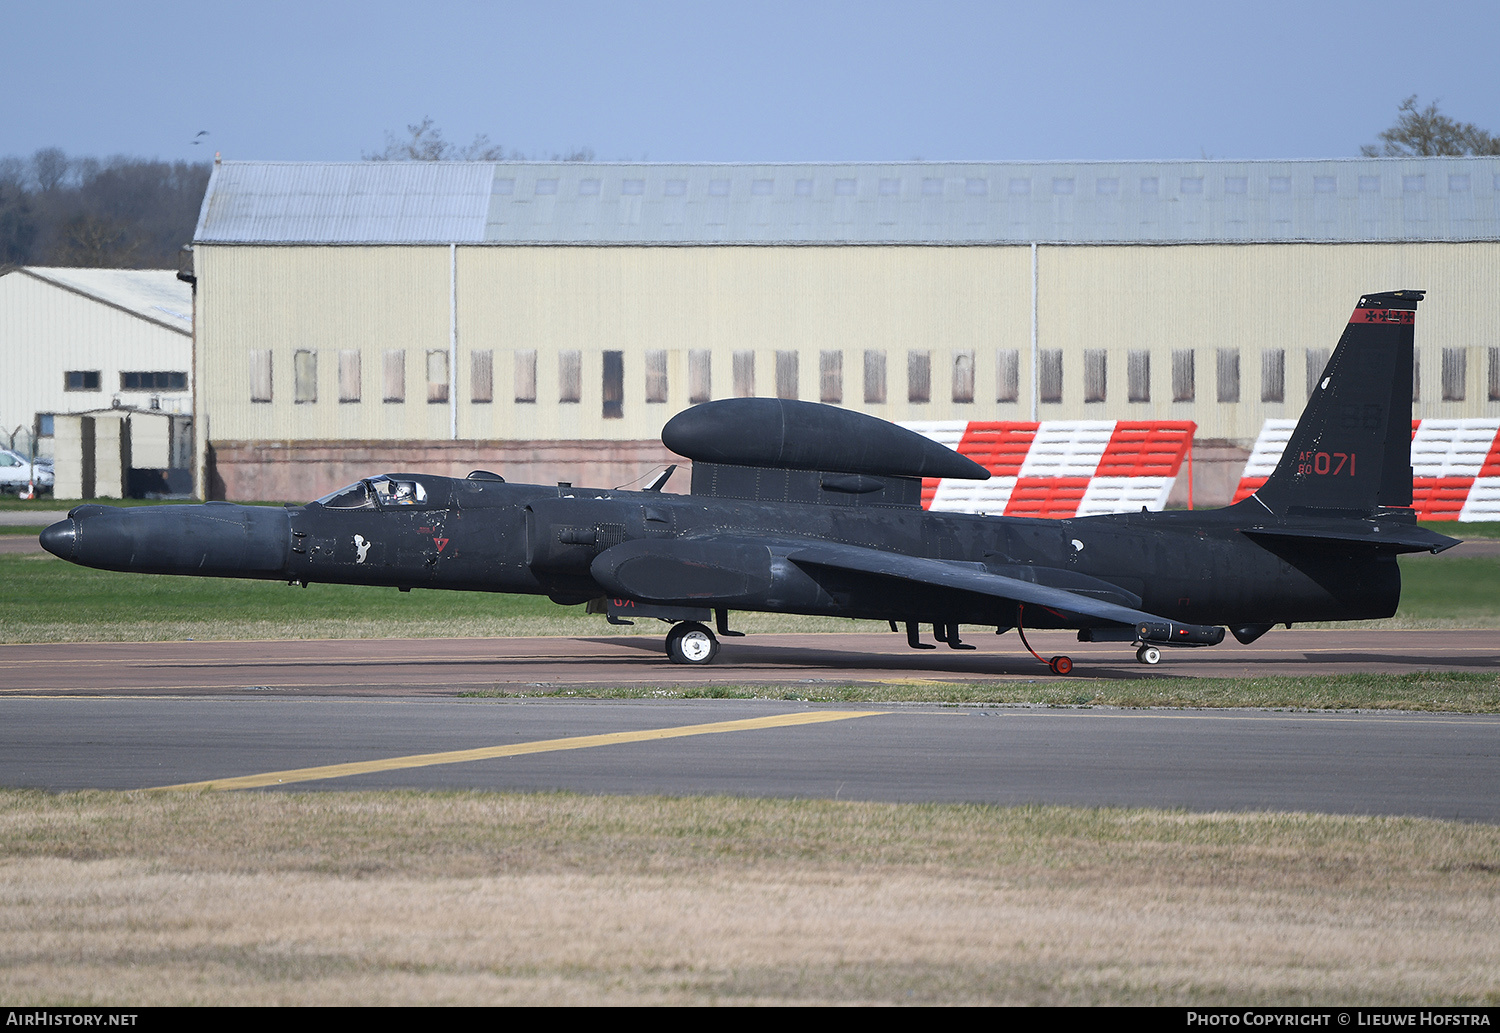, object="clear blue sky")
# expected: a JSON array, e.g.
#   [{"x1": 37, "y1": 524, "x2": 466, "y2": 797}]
[{"x1": 5, "y1": 0, "x2": 1498, "y2": 165}]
